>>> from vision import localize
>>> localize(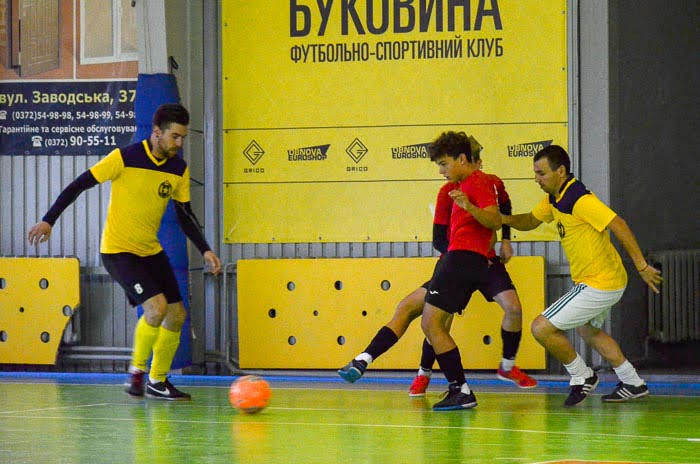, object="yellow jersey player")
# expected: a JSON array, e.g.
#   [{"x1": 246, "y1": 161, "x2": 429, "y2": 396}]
[
  {"x1": 502, "y1": 145, "x2": 662, "y2": 406},
  {"x1": 28, "y1": 103, "x2": 221, "y2": 401}
]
